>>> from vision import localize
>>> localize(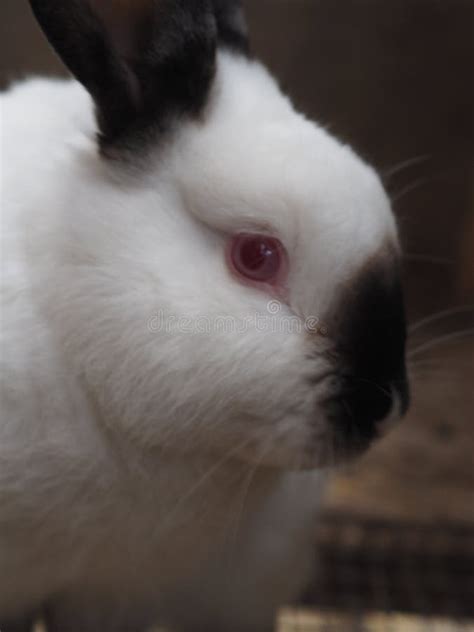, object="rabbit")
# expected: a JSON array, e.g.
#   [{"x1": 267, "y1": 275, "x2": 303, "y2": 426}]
[{"x1": 0, "y1": 1, "x2": 409, "y2": 631}]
